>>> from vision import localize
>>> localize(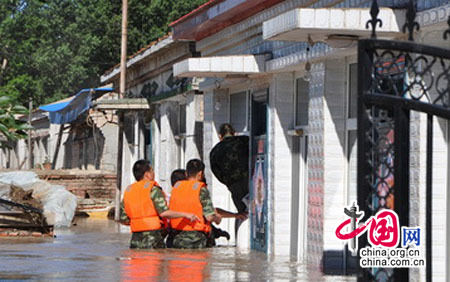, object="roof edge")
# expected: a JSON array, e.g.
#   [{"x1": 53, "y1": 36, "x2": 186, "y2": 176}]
[
  {"x1": 101, "y1": 34, "x2": 176, "y2": 83},
  {"x1": 169, "y1": 0, "x2": 224, "y2": 27}
]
